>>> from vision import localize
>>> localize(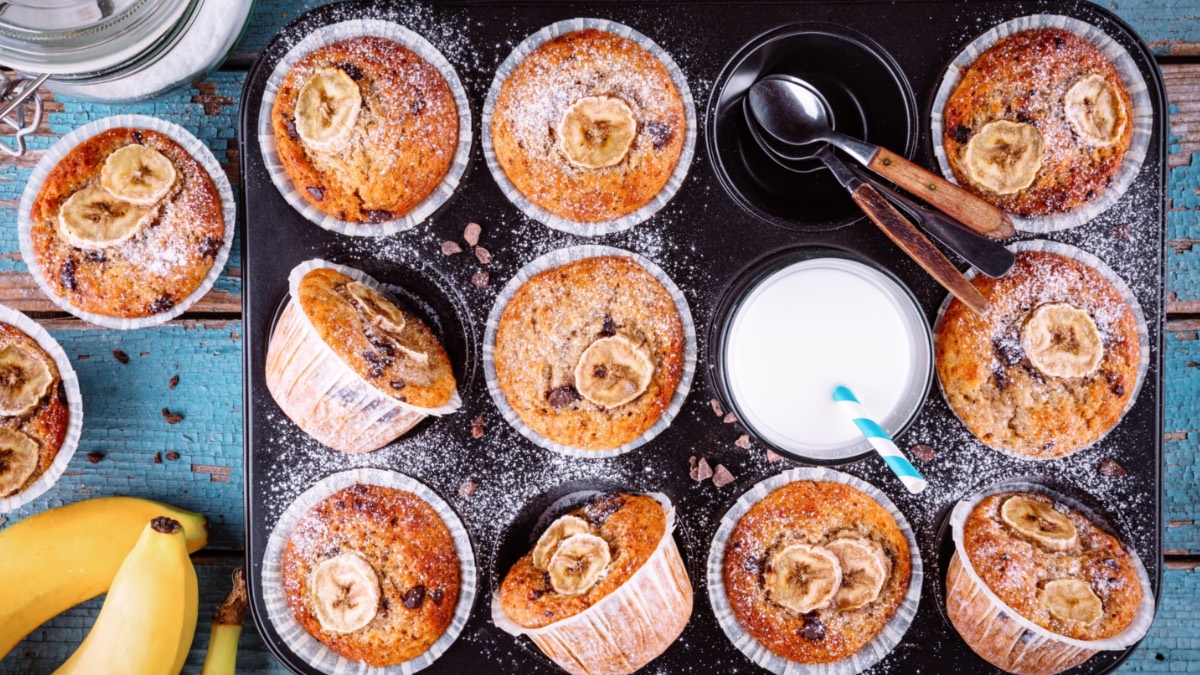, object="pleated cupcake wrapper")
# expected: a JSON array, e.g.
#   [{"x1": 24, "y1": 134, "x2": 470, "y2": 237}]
[
  {"x1": 257, "y1": 18, "x2": 472, "y2": 237},
  {"x1": 16, "y1": 114, "x2": 236, "y2": 329},
  {"x1": 490, "y1": 492, "x2": 693, "y2": 675},
  {"x1": 0, "y1": 305, "x2": 83, "y2": 513},
  {"x1": 481, "y1": 18, "x2": 697, "y2": 237},
  {"x1": 930, "y1": 13, "x2": 1153, "y2": 234},
  {"x1": 262, "y1": 468, "x2": 477, "y2": 675},
  {"x1": 706, "y1": 467, "x2": 924, "y2": 675},
  {"x1": 267, "y1": 260, "x2": 461, "y2": 453},
  {"x1": 933, "y1": 239, "x2": 1150, "y2": 461},
  {"x1": 946, "y1": 479, "x2": 1155, "y2": 674},
  {"x1": 483, "y1": 245, "x2": 696, "y2": 458}
]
